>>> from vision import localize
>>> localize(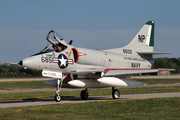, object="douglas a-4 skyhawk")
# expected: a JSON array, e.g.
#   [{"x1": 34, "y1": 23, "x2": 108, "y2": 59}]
[{"x1": 9, "y1": 21, "x2": 171, "y2": 102}]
